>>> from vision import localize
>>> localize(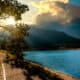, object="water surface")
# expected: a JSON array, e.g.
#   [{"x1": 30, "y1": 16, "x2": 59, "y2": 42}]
[{"x1": 24, "y1": 50, "x2": 80, "y2": 78}]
